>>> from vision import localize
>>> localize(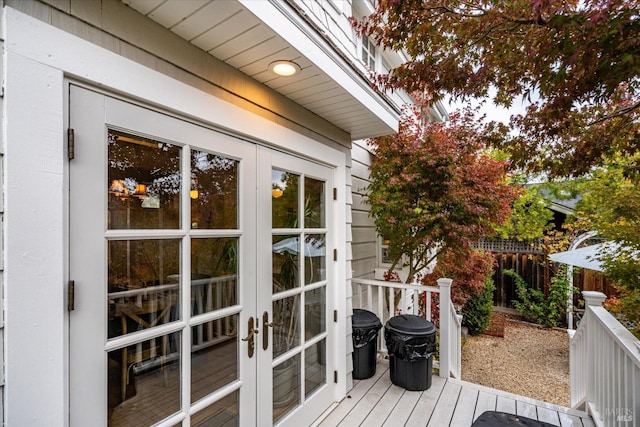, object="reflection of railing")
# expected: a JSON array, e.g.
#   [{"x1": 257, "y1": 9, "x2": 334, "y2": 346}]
[
  {"x1": 351, "y1": 277, "x2": 462, "y2": 379},
  {"x1": 570, "y1": 291, "x2": 640, "y2": 426},
  {"x1": 108, "y1": 274, "x2": 239, "y2": 400},
  {"x1": 191, "y1": 275, "x2": 238, "y2": 352}
]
